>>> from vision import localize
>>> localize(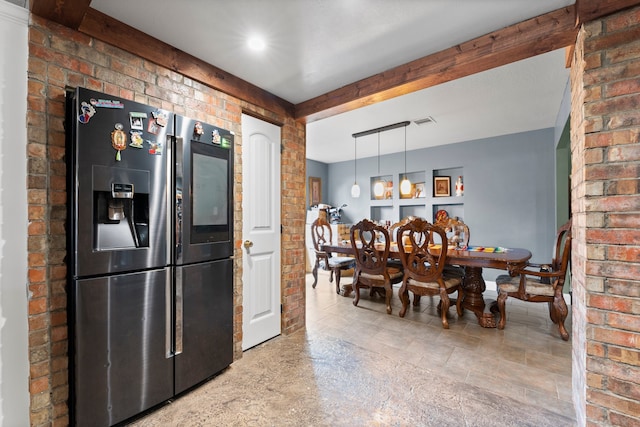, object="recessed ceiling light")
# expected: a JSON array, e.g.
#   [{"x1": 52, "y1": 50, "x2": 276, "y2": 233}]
[{"x1": 247, "y1": 36, "x2": 266, "y2": 51}]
